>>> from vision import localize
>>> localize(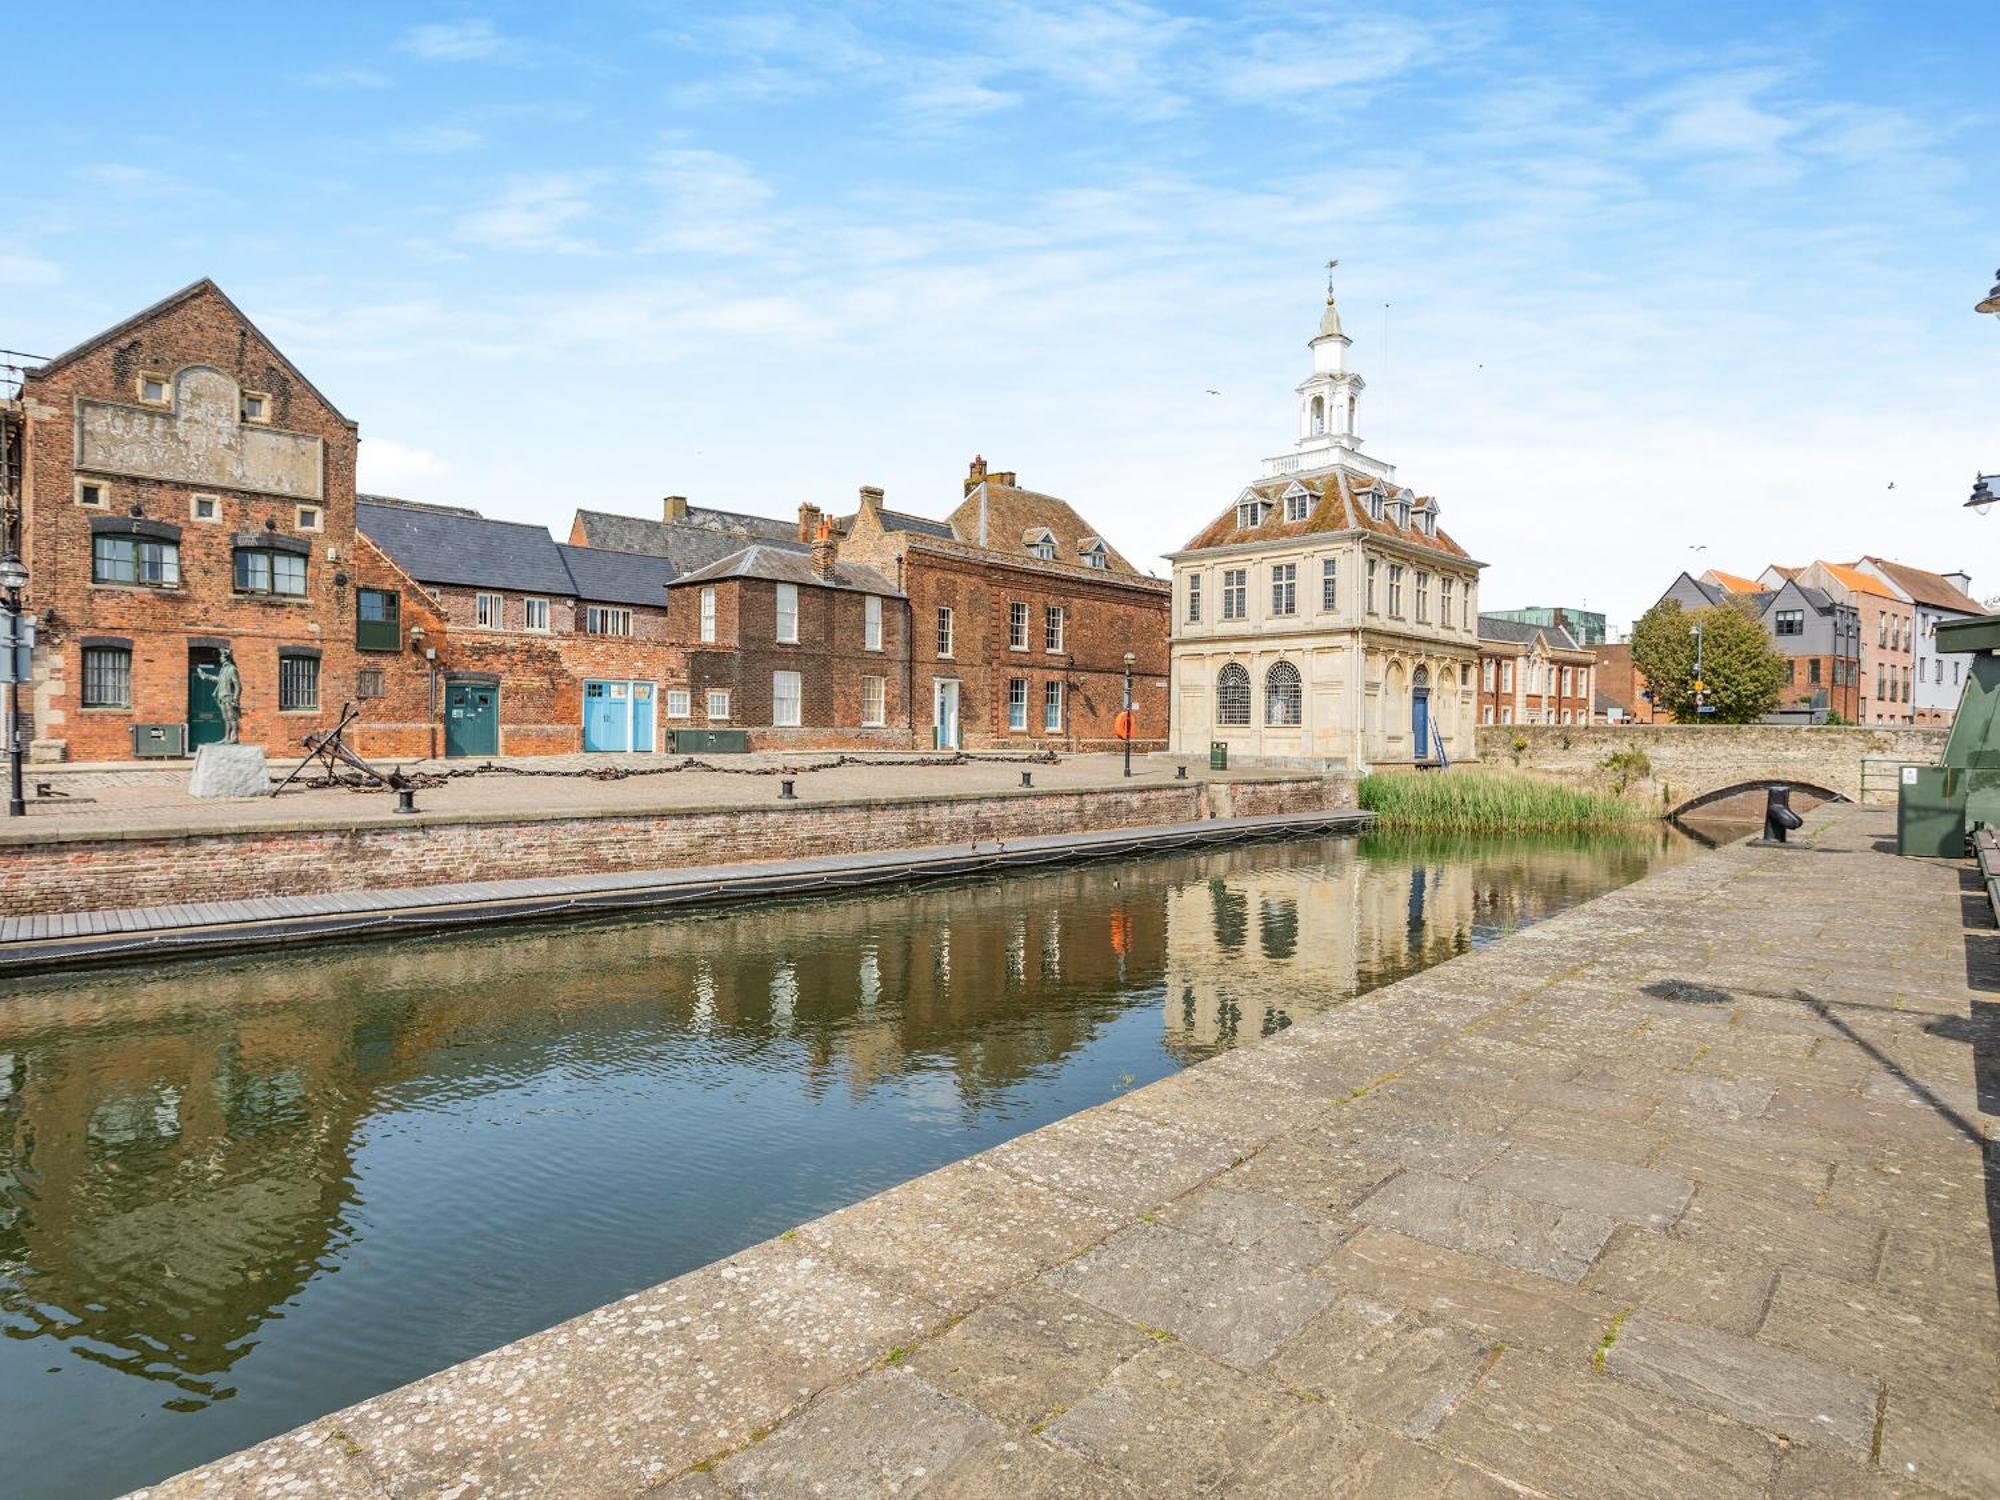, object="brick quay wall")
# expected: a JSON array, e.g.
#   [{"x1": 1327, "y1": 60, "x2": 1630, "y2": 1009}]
[{"x1": 5, "y1": 775, "x2": 1349, "y2": 917}]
